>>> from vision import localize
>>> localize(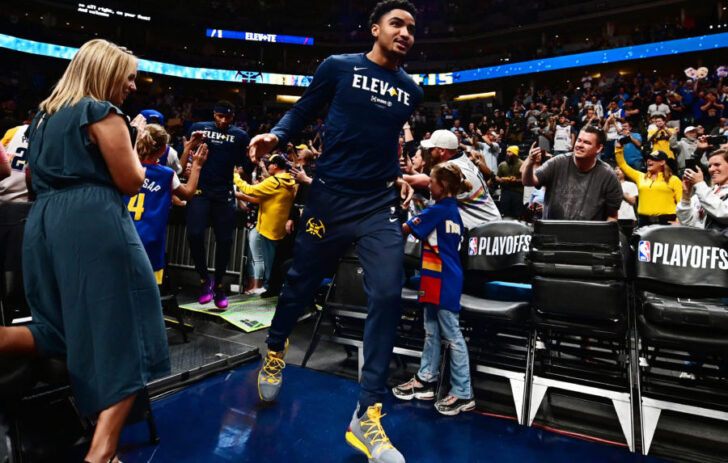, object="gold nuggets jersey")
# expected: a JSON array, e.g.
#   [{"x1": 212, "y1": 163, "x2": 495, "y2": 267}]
[{"x1": 0, "y1": 125, "x2": 30, "y2": 202}]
